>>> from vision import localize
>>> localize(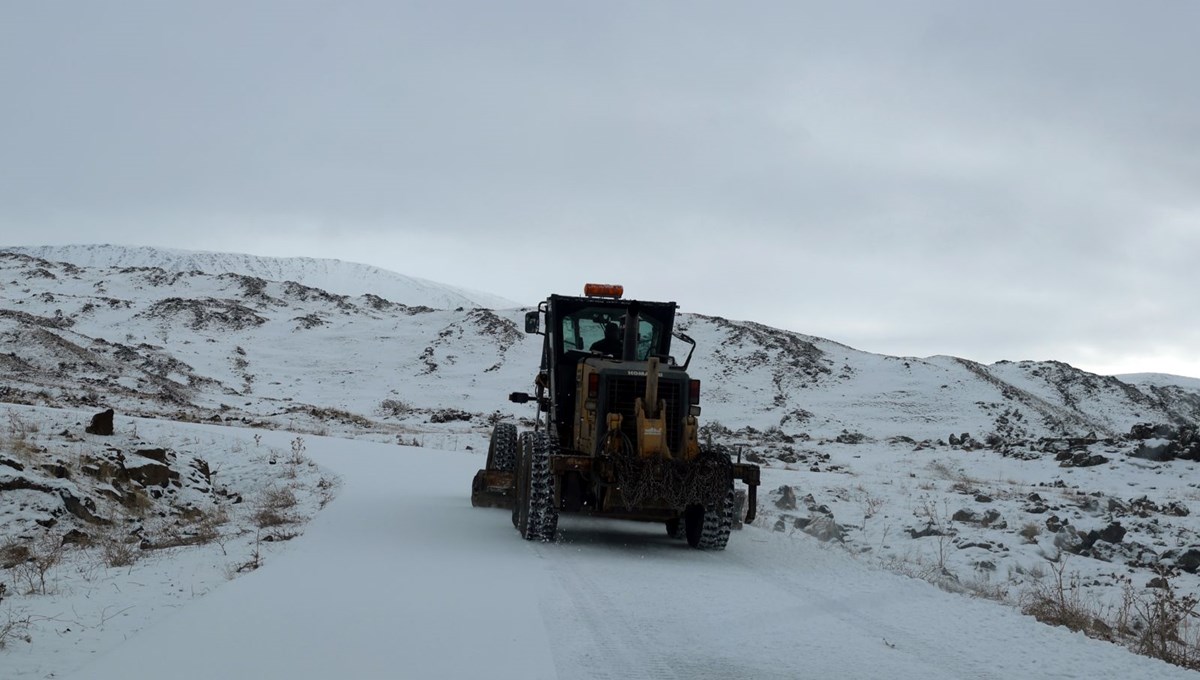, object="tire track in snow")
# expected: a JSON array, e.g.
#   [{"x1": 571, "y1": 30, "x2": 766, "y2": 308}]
[
  {"x1": 538, "y1": 543, "x2": 685, "y2": 680},
  {"x1": 724, "y1": 539, "x2": 1005, "y2": 680}
]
